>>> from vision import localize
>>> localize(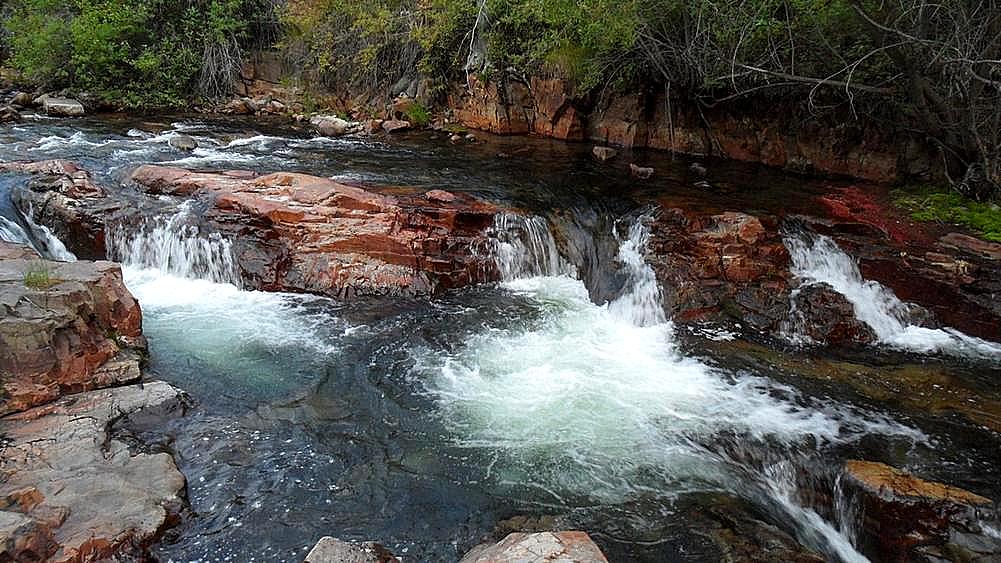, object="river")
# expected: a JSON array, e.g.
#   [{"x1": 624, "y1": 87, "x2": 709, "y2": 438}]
[{"x1": 1, "y1": 113, "x2": 999, "y2": 562}]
